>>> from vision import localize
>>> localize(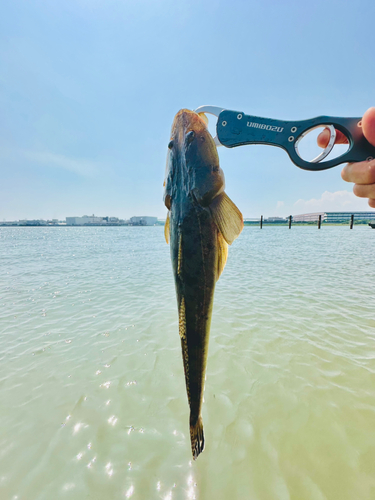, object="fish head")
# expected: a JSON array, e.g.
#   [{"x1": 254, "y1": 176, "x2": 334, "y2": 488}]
[{"x1": 164, "y1": 109, "x2": 225, "y2": 210}]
